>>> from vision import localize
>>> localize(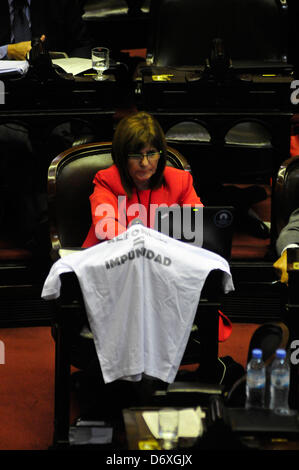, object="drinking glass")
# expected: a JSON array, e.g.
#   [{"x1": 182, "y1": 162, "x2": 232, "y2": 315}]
[
  {"x1": 91, "y1": 47, "x2": 110, "y2": 81},
  {"x1": 158, "y1": 408, "x2": 179, "y2": 449}
]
